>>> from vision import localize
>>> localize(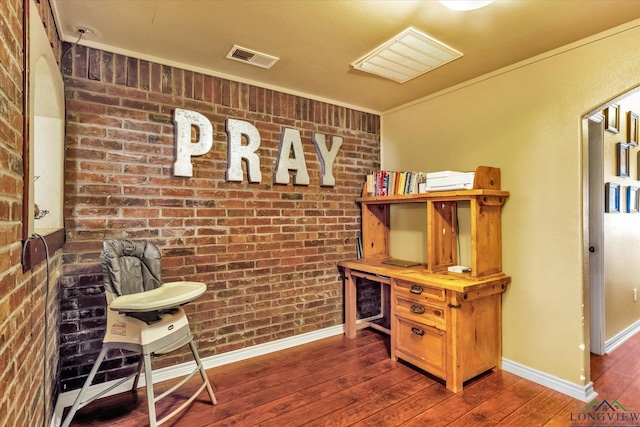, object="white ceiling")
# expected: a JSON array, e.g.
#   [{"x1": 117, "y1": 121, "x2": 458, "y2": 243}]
[{"x1": 51, "y1": 0, "x2": 640, "y2": 113}]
